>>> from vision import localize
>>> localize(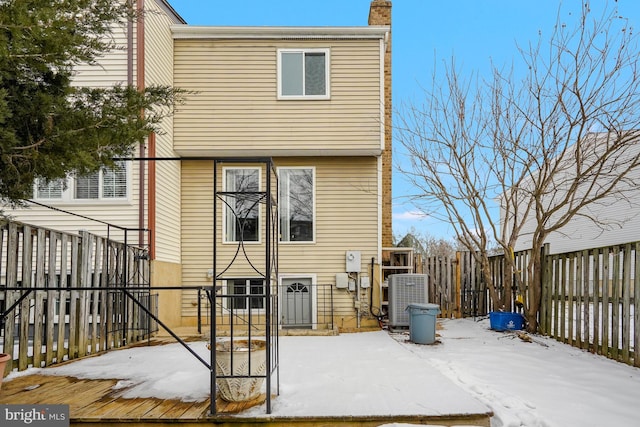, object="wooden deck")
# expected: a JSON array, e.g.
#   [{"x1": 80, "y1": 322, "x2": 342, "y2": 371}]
[
  {"x1": 0, "y1": 373, "x2": 491, "y2": 426},
  {"x1": 0, "y1": 373, "x2": 265, "y2": 416}
]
